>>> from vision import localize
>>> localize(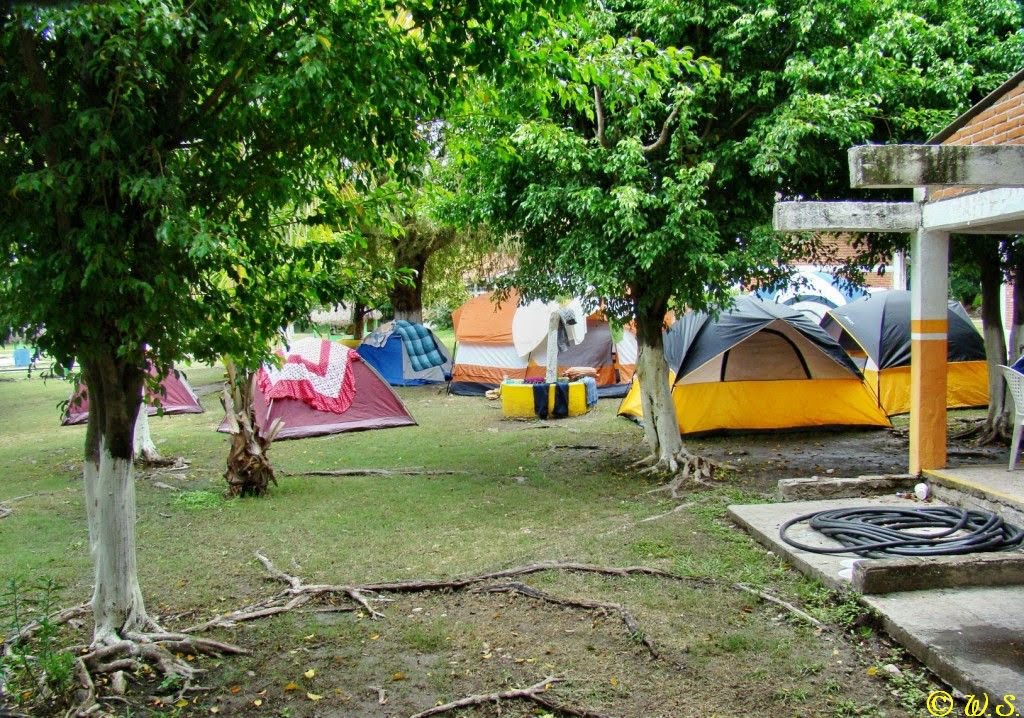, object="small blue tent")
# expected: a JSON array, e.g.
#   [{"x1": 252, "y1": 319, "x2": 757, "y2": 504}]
[{"x1": 356, "y1": 321, "x2": 453, "y2": 386}]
